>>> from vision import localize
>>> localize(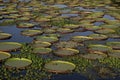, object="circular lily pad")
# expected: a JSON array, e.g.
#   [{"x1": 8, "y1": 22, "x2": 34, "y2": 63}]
[
  {"x1": 0, "y1": 42, "x2": 22, "y2": 52},
  {"x1": 71, "y1": 36, "x2": 93, "y2": 42},
  {"x1": 55, "y1": 41, "x2": 78, "y2": 48},
  {"x1": 106, "y1": 42, "x2": 120, "y2": 50},
  {"x1": 35, "y1": 36, "x2": 59, "y2": 43},
  {"x1": 32, "y1": 41, "x2": 51, "y2": 48},
  {"x1": 88, "y1": 44, "x2": 112, "y2": 52},
  {"x1": 33, "y1": 47, "x2": 52, "y2": 54},
  {"x1": 108, "y1": 50, "x2": 120, "y2": 58},
  {"x1": 82, "y1": 53, "x2": 107, "y2": 60},
  {"x1": 44, "y1": 60, "x2": 76, "y2": 73},
  {"x1": 21, "y1": 29, "x2": 43, "y2": 37},
  {"x1": 88, "y1": 34, "x2": 108, "y2": 40},
  {"x1": 17, "y1": 23, "x2": 35, "y2": 28},
  {"x1": 95, "y1": 28, "x2": 115, "y2": 34},
  {"x1": 5, "y1": 58, "x2": 32, "y2": 69},
  {"x1": 0, "y1": 33, "x2": 12, "y2": 40},
  {"x1": 54, "y1": 48, "x2": 79, "y2": 57},
  {"x1": 57, "y1": 28, "x2": 74, "y2": 34},
  {"x1": 0, "y1": 51, "x2": 11, "y2": 61}
]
